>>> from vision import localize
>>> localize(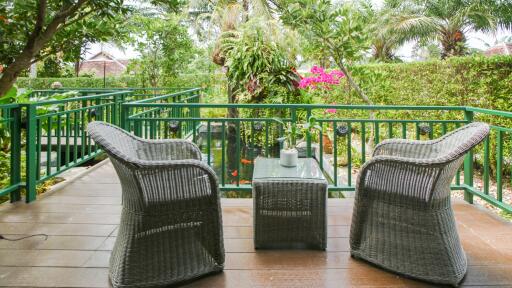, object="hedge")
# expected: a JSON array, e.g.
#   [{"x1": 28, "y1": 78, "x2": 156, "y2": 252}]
[
  {"x1": 12, "y1": 55, "x2": 512, "y2": 180},
  {"x1": 16, "y1": 55, "x2": 511, "y2": 107},
  {"x1": 350, "y1": 55, "x2": 512, "y2": 113}
]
